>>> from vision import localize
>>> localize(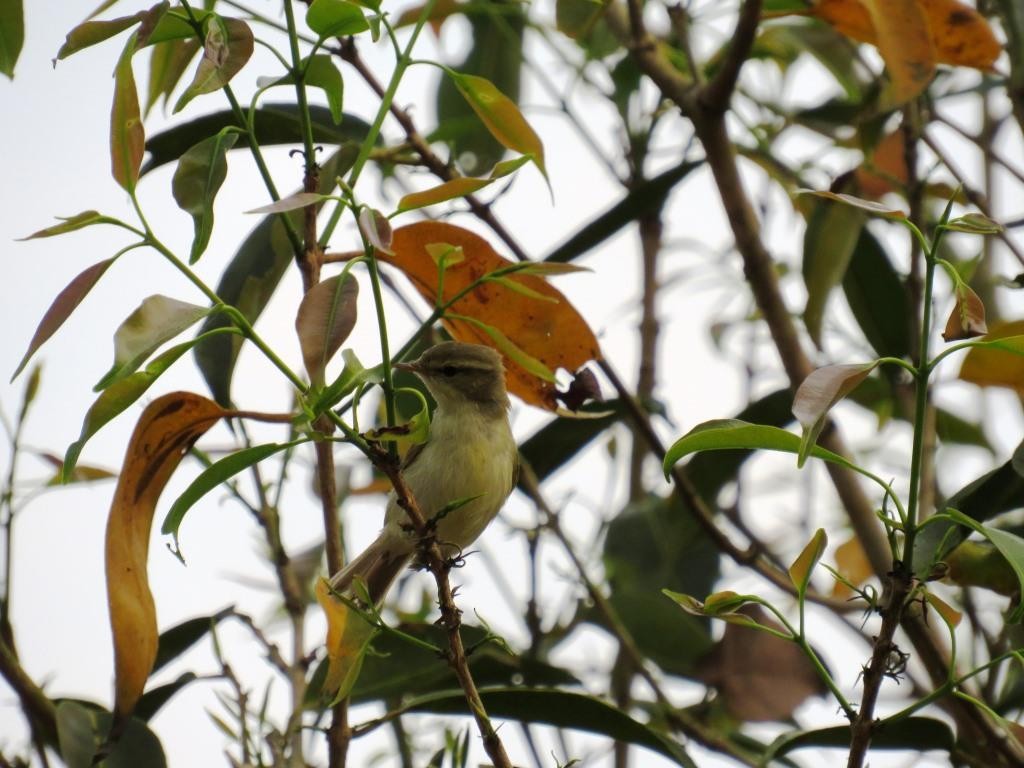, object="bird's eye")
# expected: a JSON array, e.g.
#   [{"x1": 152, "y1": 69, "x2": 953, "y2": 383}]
[{"x1": 442, "y1": 365, "x2": 458, "y2": 377}]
